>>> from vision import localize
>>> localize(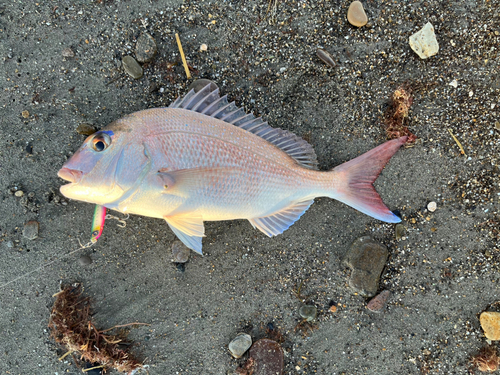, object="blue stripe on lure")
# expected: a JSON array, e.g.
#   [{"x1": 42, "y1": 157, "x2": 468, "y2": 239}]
[{"x1": 90, "y1": 205, "x2": 107, "y2": 244}]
